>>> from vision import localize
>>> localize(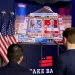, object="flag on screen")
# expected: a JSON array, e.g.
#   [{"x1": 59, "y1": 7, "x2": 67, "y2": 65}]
[
  {"x1": 59, "y1": 8, "x2": 65, "y2": 15},
  {"x1": 0, "y1": 14, "x2": 9, "y2": 62}
]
